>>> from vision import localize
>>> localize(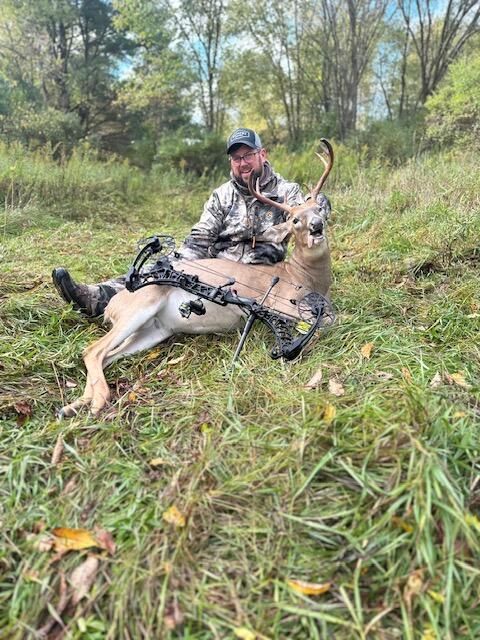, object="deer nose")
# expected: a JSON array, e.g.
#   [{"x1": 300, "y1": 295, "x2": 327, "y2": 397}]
[{"x1": 309, "y1": 219, "x2": 323, "y2": 234}]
